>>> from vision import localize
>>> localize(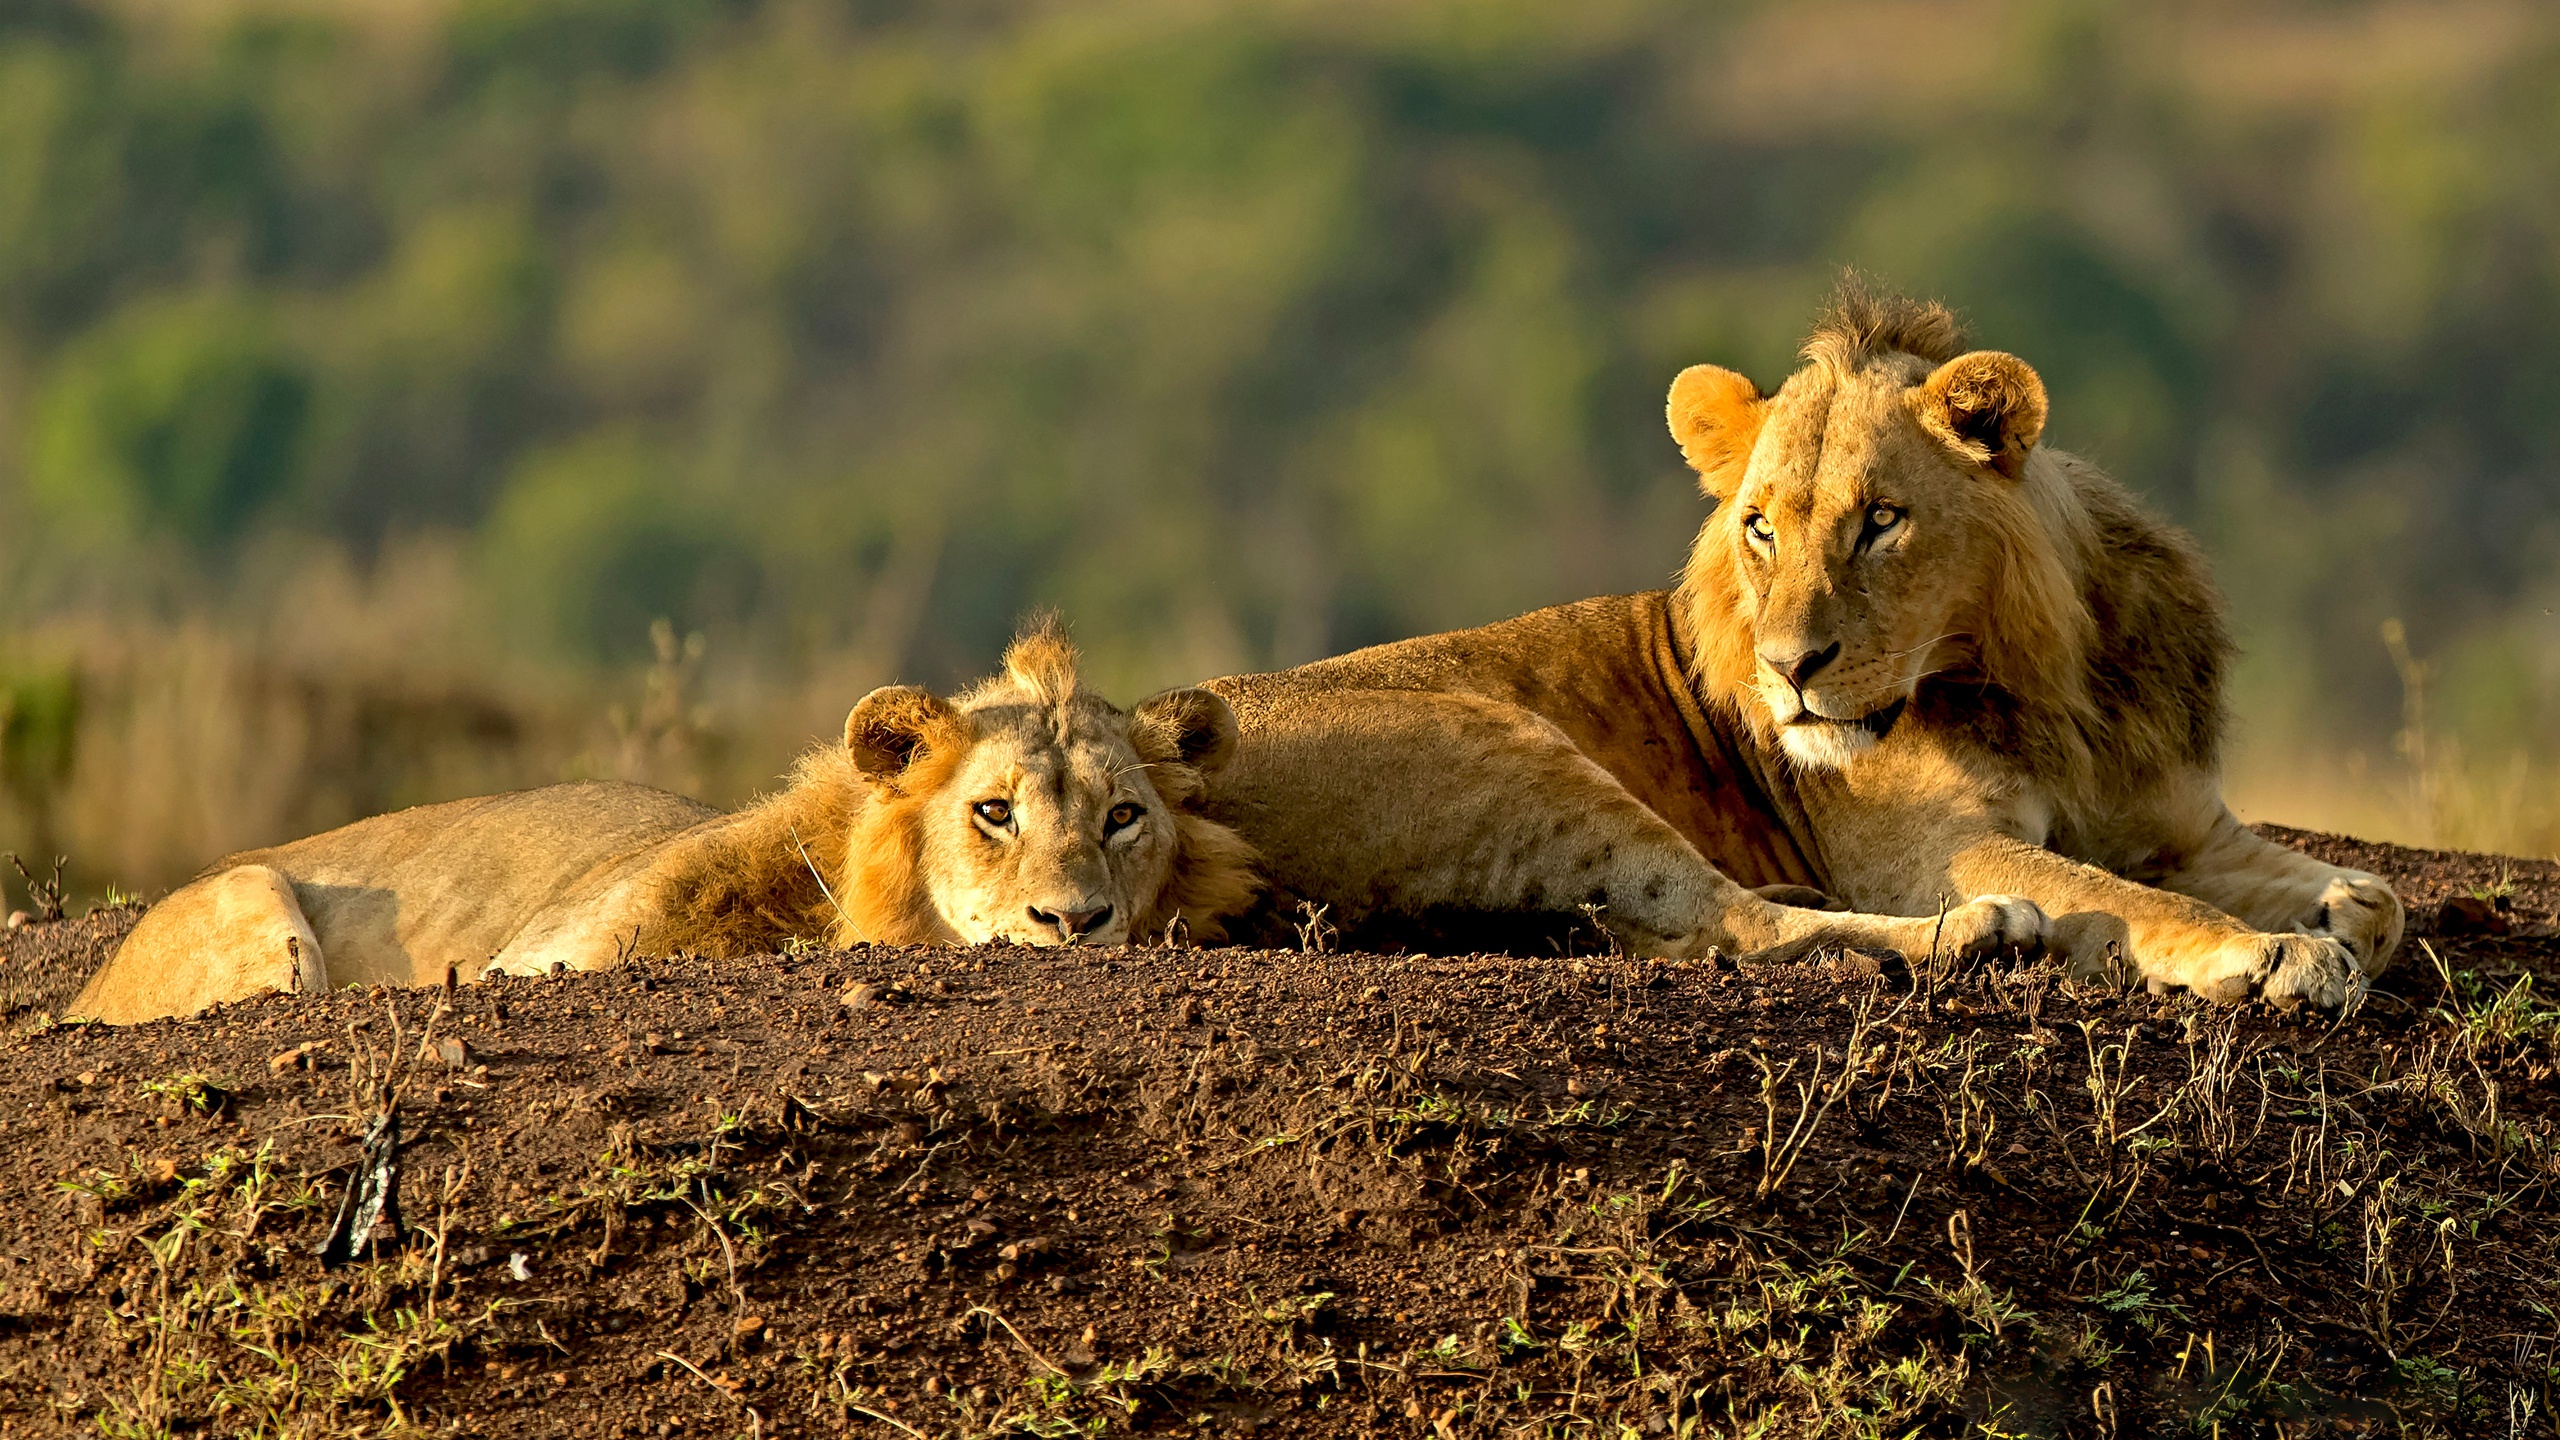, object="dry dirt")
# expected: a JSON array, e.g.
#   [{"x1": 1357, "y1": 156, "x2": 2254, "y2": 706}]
[{"x1": 2, "y1": 828, "x2": 2555, "y2": 1439}]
